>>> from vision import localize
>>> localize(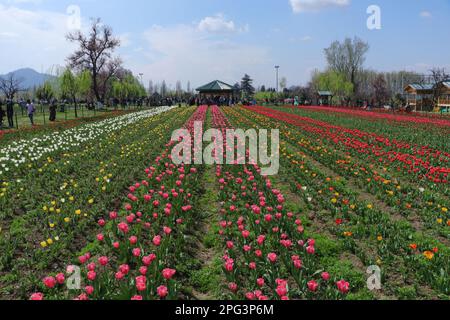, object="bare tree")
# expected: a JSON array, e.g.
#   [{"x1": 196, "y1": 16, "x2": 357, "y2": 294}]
[
  {"x1": 324, "y1": 37, "x2": 370, "y2": 96},
  {"x1": 66, "y1": 18, "x2": 121, "y2": 102},
  {"x1": 372, "y1": 74, "x2": 390, "y2": 107},
  {"x1": 0, "y1": 73, "x2": 23, "y2": 100},
  {"x1": 429, "y1": 67, "x2": 450, "y2": 106}
]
